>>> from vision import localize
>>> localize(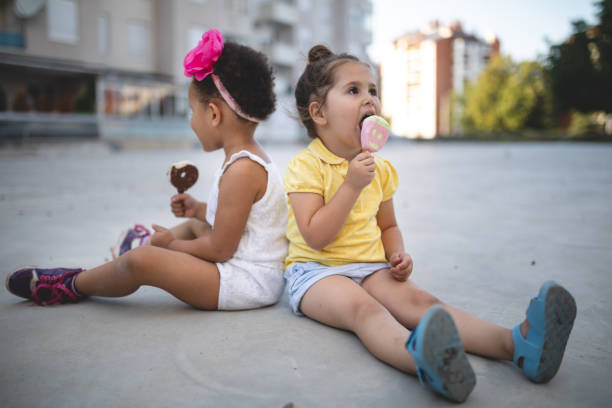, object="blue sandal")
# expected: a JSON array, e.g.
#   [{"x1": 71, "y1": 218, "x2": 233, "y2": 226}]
[
  {"x1": 406, "y1": 305, "x2": 476, "y2": 402},
  {"x1": 512, "y1": 281, "x2": 577, "y2": 383}
]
